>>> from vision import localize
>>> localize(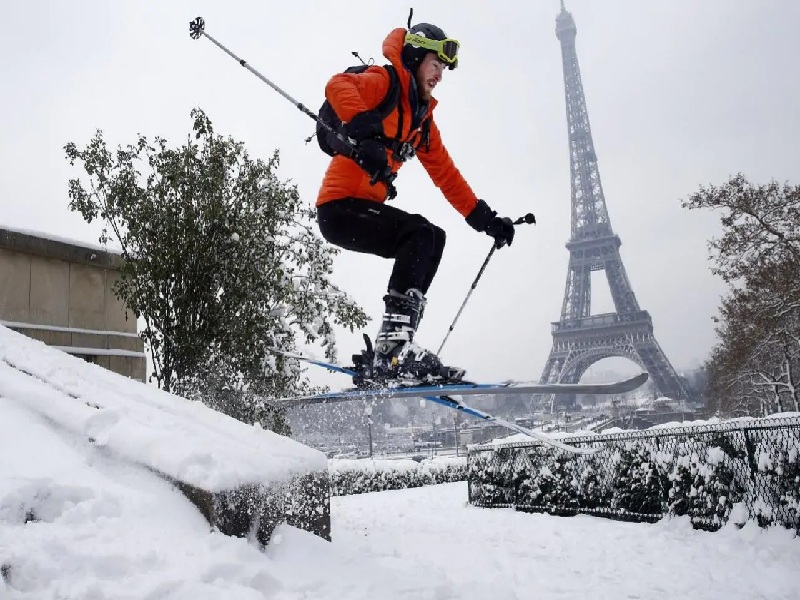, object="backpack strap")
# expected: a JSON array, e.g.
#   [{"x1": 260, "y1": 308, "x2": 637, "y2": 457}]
[
  {"x1": 373, "y1": 65, "x2": 405, "y2": 158},
  {"x1": 375, "y1": 65, "x2": 400, "y2": 119},
  {"x1": 419, "y1": 116, "x2": 431, "y2": 153},
  {"x1": 379, "y1": 64, "x2": 427, "y2": 163},
  {"x1": 370, "y1": 64, "x2": 424, "y2": 163}
]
